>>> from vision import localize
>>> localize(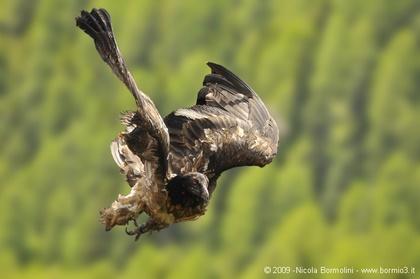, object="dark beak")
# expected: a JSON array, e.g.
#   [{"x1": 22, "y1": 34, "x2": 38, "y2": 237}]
[
  {"x1": 189, "y1": 186, "x2": 209, "y2": 202},
  {"x1": 200, "y1": 188, "x2": 210, "y2": 202}
]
